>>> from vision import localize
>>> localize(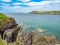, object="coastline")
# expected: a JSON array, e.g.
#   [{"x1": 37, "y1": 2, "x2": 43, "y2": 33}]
[{"x1": 0, "y1": 13, "x2": 60, "y2": 45}]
